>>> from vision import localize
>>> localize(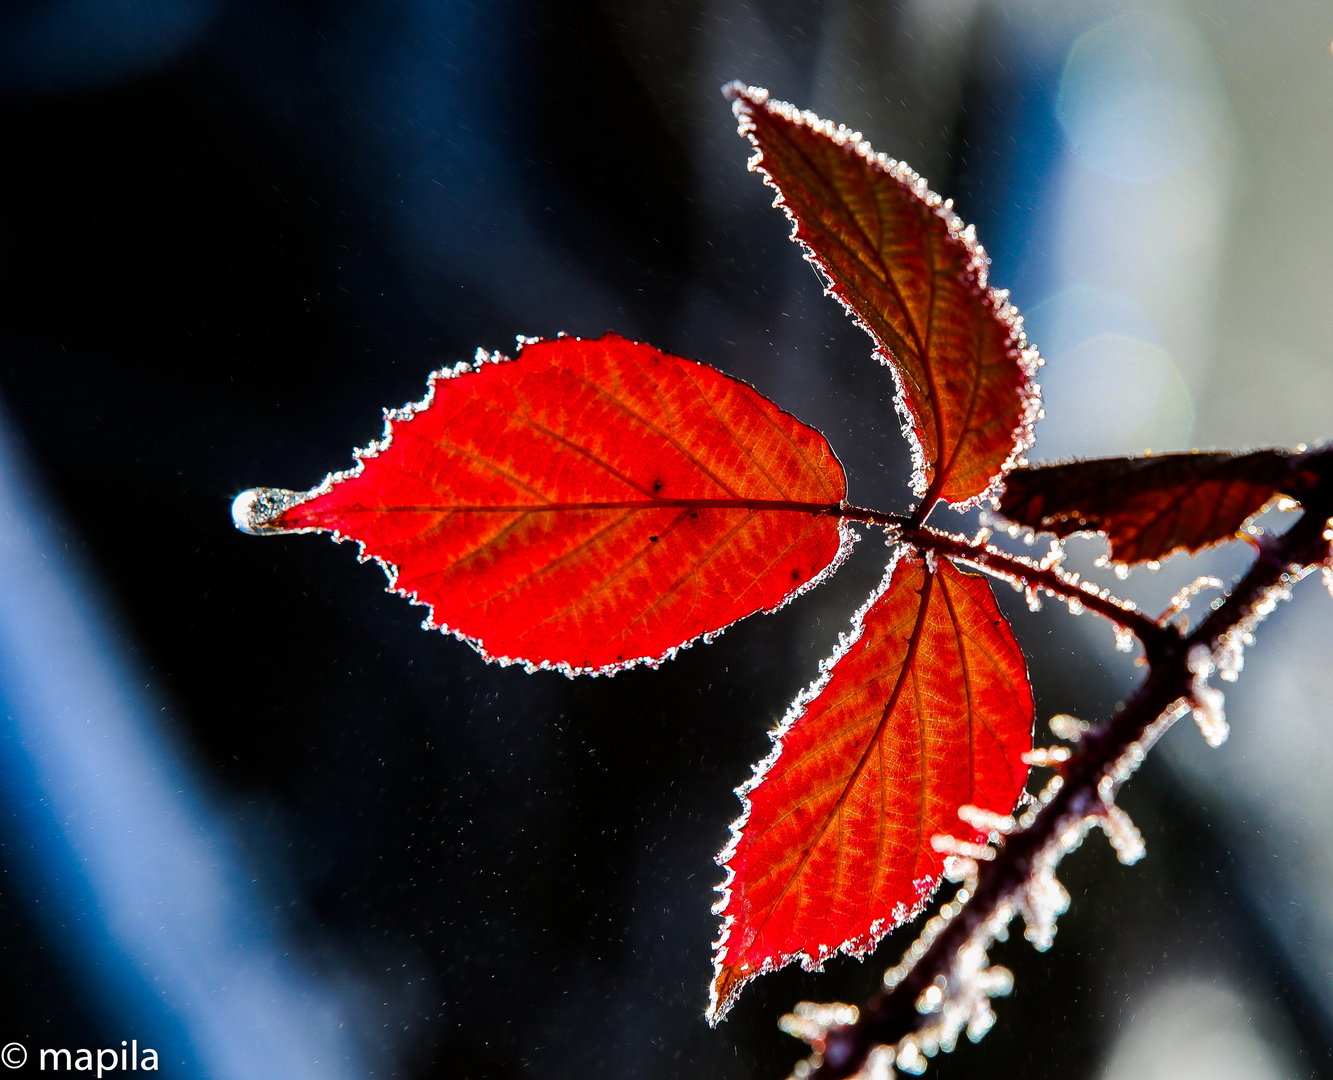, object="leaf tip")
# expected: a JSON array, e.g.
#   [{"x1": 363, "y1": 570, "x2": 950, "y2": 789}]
[
  {"x1": 721, "y1": 80, "x2": 765, "y2": 106},
  {"x1": 706, "y1": 942, "x2": 751, "y2": 1027},
  {"x1": 231, "y1": 487, "x2": 309, "y2": 536}
]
